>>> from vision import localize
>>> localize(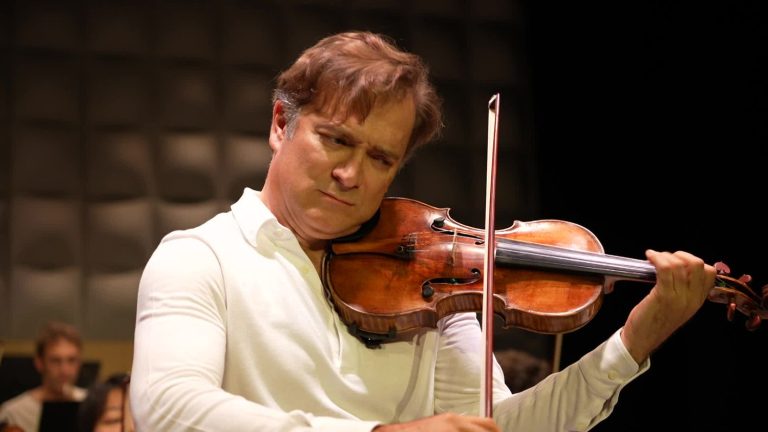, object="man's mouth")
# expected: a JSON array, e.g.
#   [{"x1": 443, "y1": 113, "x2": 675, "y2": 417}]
[{"x1": 322, "y1": 192, "x2": 354, "y2": 206}]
